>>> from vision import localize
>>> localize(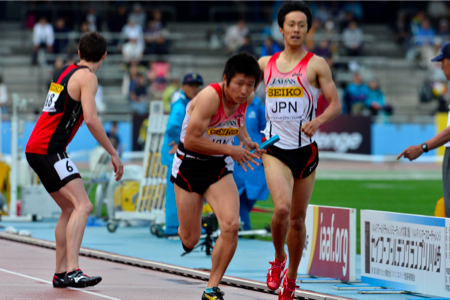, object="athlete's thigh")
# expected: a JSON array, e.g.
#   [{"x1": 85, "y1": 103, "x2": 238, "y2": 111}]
[
  {"x1": 49, "y1": 191, "x2": 74, "y2": 212},
  {"x1": 290, "y1": 170, "x2": 316, "y2": 219},
  {"x1": 262, "y1": 154, "x2": 294, "y2": 207},
  {"x1": 204, "y1": 174, "x2": 239, "y2": 224},
  {"x1": 174, "y1": 184, "x2": 204, "y2": 232},
  {"x1": 58, "y1": 178, "x2": 91, "y2": 208}
]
